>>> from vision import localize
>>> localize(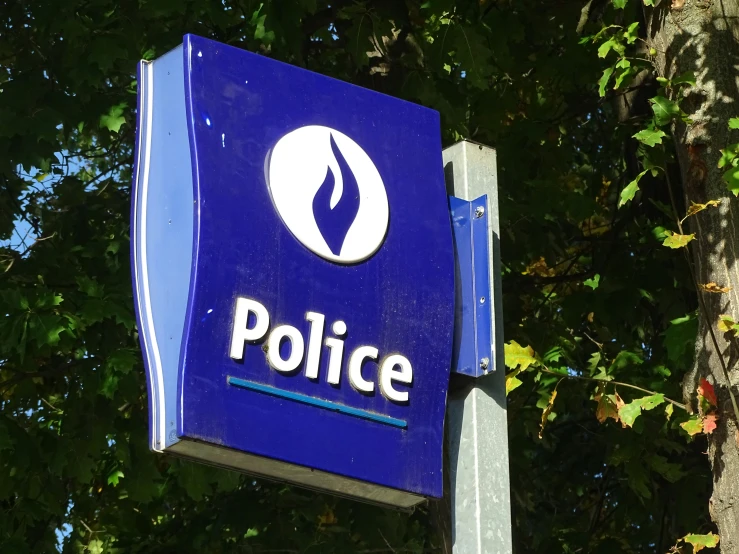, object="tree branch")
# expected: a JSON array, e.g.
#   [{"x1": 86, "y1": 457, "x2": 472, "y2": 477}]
[{"x1": 539, "y1": 367, "x2": 687, "y2": 410}]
